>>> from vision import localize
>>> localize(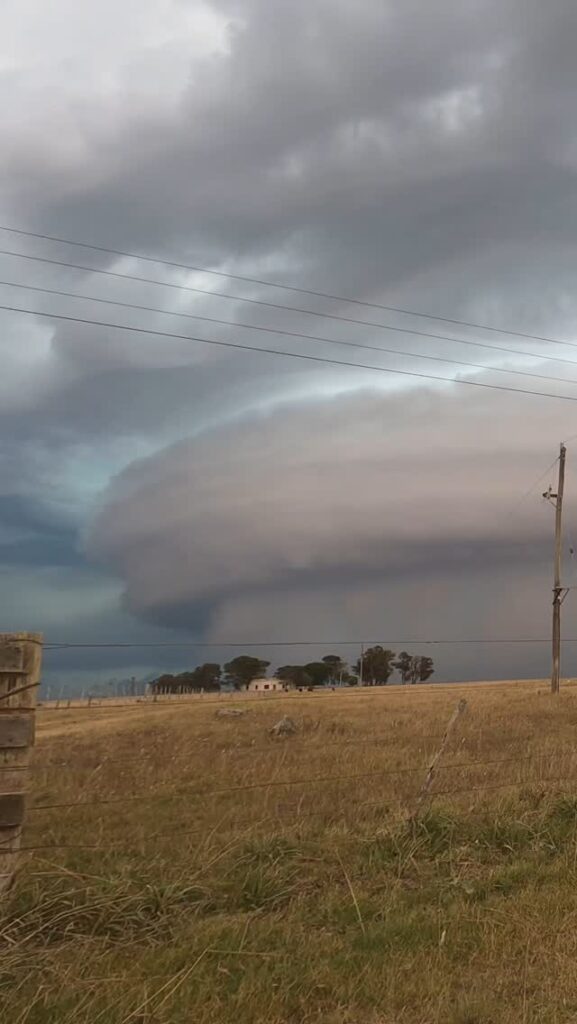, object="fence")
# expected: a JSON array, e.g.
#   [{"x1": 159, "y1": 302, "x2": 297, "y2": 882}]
[
  {"x1": 37, "y1": 674, "x2": 551, "y2": 712},
  {"x1": 5, "y1": 637, "x2": 577, "y2": 885},
  {"x1": 16, "y1": 703, "x2": 577, "y2": 856},
  {"x1": 0, "y1": 633, "x2": 42, "y2": 893},
  {"x1": 6, "y1": 639, "x2": 577, "y2": 1022}
]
